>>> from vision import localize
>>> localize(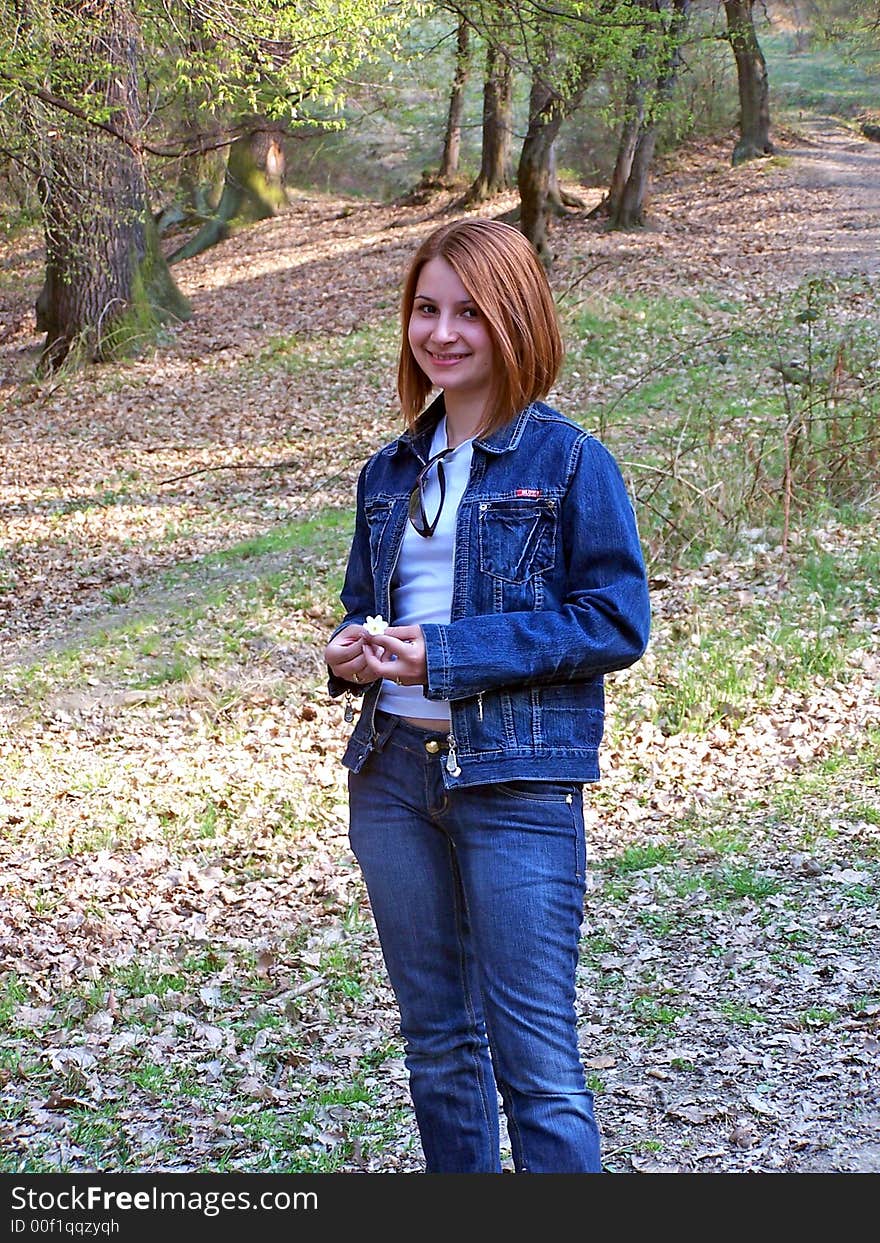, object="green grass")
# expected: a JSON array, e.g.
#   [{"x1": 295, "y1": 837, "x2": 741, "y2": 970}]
[
  {"x1": 852, "y1": 995, "x2": 880, "y2": 1016},
  {"x1": 717, "y1": 1001, "x2": 767, "y2": 1027},
  {"x1": 0, "y1": 976, "x2": 30, "y2": 1028},
  {"x1": 840, "y1": 882, "x2": 879, "y2": 908},
  {"x1": 0, "y1": 508, "x2": 353, "y2": 705},
  {"x1": 614, "y1": 843, "x2": 678, "y2": 873},
  {"x1": 630, "y1": 995, "x2": 688, "y2": 1031},
  {"x1": 559, "y1": 276, "x2": 880, "y2": 572},
  {"x1": 253, "y1": 319, "x2": 398, "y2": 377},
  {"x1": 636, "y1": 910, "x2": 677, "y2": 936},
  {"x1": 800, "y1": 1007, "x2": 839, "y2": 1028},
  {"x1": 763, "y1": 31, "x2": 880, "y2": 119},
  {"x1": 768, "y1": 729, "x2": 880, "y2": 854},
  {"x1": 709, "y1": 865, "x2": 782, "y2": 902}
]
